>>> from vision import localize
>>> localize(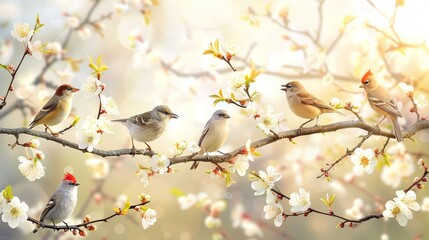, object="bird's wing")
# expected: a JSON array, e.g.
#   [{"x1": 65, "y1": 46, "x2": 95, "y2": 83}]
[
  {"x1": 39, "y1": 197, "x2": 56, "y2": 222},
  {"x1": 30, "y1": 96, "x2": 60, "y2": 125},
  {"x1": 368, "y1": 97, "x2": 402, "y2": 117},
  {"x1": 198, "y1": 121, "x2": 211, "y2": 147},
  {"x1": 297, "y1": 92, "x2": 334, "y2": 110},
  {"x1": 128, "y1": 111, "x2": 153, "y2": 126}
]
